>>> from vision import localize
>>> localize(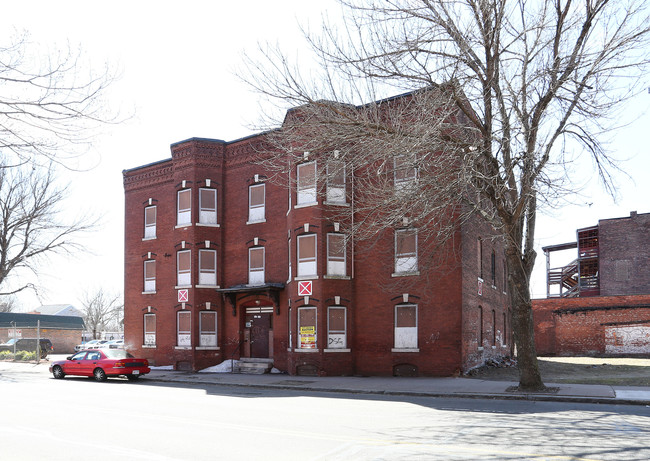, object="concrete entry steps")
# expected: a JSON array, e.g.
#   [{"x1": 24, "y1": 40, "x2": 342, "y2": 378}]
[{"x1": 234, "y1": 358, "x2": 273, "y2": 374}]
